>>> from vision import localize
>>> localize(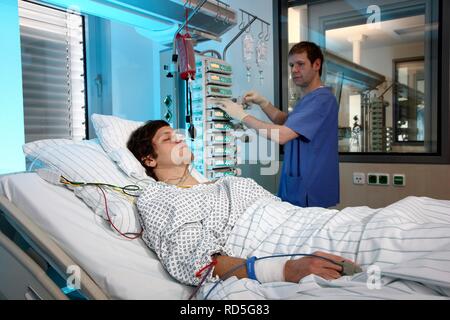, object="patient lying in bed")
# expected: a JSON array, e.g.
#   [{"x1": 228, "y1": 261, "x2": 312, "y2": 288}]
[
  {"x1": 127, "y1": 120, "x2": 450, "y2": 299},
  {"x1": 127, "y1": 120, "x2": 358, "y2": 286}
]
